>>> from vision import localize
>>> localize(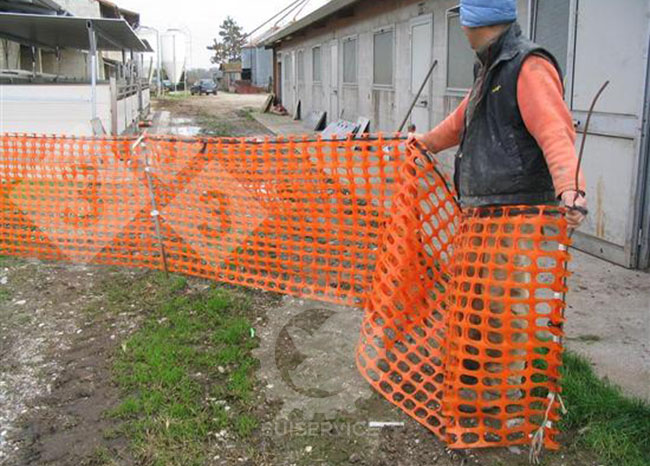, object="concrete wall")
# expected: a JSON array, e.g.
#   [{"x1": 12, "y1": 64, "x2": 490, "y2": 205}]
[
  {"x1": 272, "y1": 0, "x2": 650, "y2": 269},
  {"x1": 56, "y1": 0, "x2": 101, "y2": 17},
  {"x1": 0, "y1": 40, "x2": 20, "y2": 69},
  {"x1": 39, "y1": 49, "x2": 107, "y2": 80},
  {"x1": 0, "y1": 1, "x2": 105, "y2": 81},
  {"x1": 275, "y1": 0, "x2": 530, "y2": 173},
  {"x1": 0, "y1": 84, "x2": 112, "y2": 135},
  {"x1": 0, "y1": 83, "x2": 145, "y2": 136}
]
